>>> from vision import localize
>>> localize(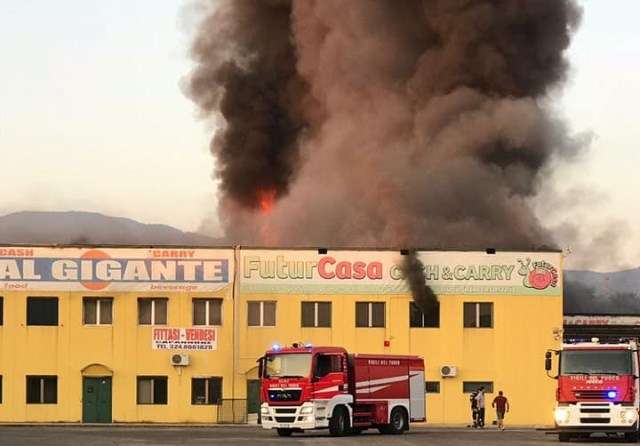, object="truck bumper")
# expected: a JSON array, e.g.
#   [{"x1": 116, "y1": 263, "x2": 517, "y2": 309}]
[
  {"x1": 554, "y1": 403, "x2": 639, "y2": 433},
  {"x1": 260, "y1": 402, "x2": 329, "y2": 431}
]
